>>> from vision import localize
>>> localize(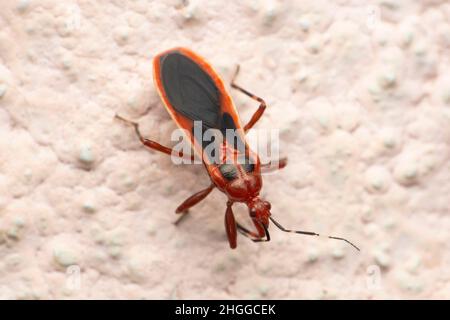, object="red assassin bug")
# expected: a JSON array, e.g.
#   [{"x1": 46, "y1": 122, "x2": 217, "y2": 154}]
[{"x1": 116, "y1": 47, "x2": 359, "y2": 251}]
